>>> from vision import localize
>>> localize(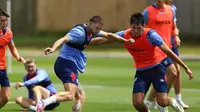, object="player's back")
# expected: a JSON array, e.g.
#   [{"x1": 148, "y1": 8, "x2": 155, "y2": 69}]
[{"x1": 0, "y1": 27, "x2": 13, "y2": 70}]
